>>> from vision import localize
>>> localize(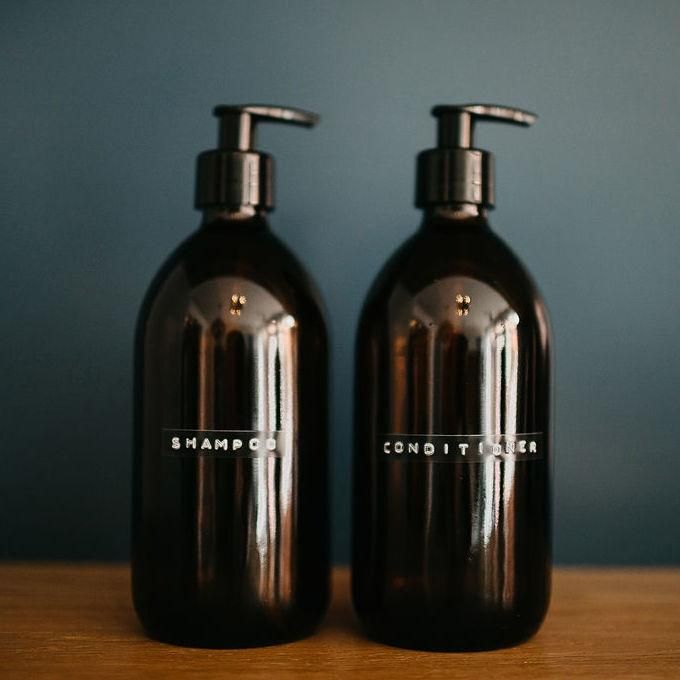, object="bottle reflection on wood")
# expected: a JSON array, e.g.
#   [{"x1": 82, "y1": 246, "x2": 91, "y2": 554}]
[{"x1": 352, "y1": 105, "x2": 552, "y2": 651}]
